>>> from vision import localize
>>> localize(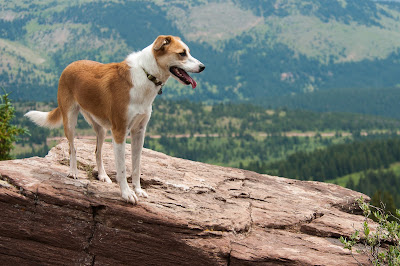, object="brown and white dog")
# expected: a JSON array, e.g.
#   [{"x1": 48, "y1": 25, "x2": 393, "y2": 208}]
[{"x1": 25, "y1": 35, "x2": 205, "y2": 204}]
